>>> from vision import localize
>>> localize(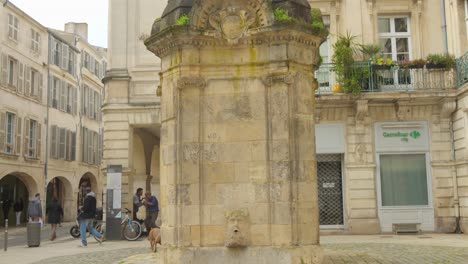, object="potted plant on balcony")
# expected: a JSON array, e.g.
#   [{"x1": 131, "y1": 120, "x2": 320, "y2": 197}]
[
  {"x1": 360, "y1": 44, "x2": 381, "y2": 61},
  {"x1": 372, "y1": 57, "x2": 396, "y2": 70},
  {"x1": 332, "y1": 32, "x2": 370, "y2": 94},
  {"x1": 426, "y1": 53, "x2": 455, "y2": 69}
]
